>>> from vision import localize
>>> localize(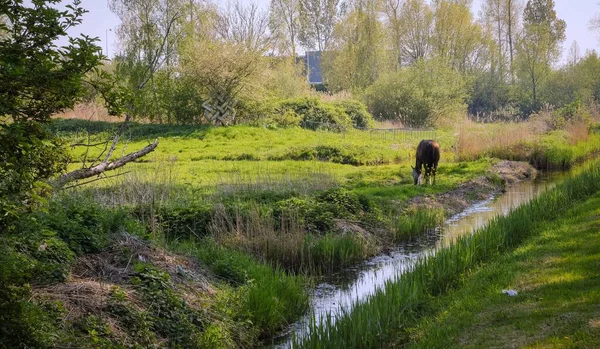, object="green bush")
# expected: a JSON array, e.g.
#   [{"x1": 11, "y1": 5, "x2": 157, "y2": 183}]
[
  {"x1": 264, "y1": 109, "x2": 302, "y2": 129},
  {"x1": 43, "y1": 199, "x2": 133, "y2": 255},
  {"x1": 316, "y1": 188, "x2": 363, "y2": 218},
  {"x1": 364, "y1": 59, "x2": 467, "y2": 127},
  {"x1": 131, "y1": 264, "x2": 205, "y2": 347},
  {"x1": 157, "y1": 203, "x2": 214, "y2": 240},
  {"x1": 331, "y1": 100, "x2": 376, "y2": 128},
  {"x1": 277, "y1": 97, "x2": 353, "y2": 131}
]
